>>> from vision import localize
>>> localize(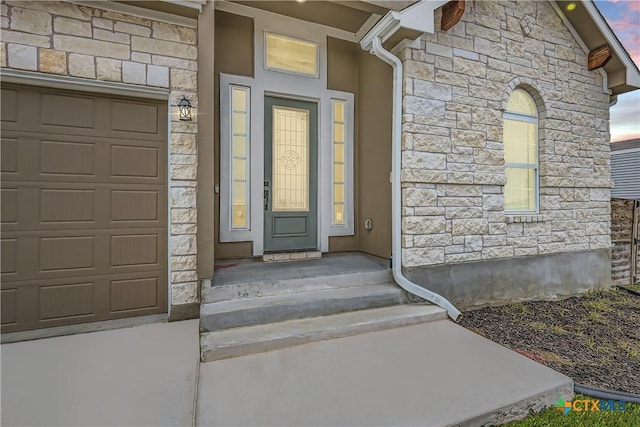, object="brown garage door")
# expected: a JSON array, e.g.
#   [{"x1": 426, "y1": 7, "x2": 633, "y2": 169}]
[{"x1": 1, "y1": 84, "x2": 168, "y2": 333}]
